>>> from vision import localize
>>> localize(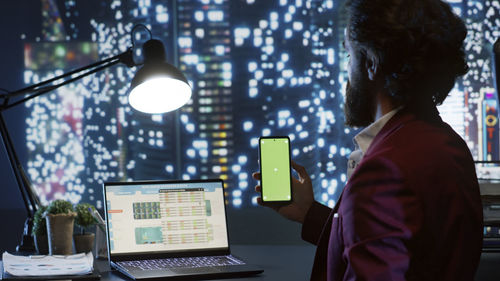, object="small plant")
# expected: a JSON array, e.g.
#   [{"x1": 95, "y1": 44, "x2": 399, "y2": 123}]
[
  {"x1": 75, "y1": 203, "x2": 97, "y2": 234},
  {"x1": 44, "y1": 199, "x2": 76, "y2": 255},
  {"x1": 32, "y1": 205, "x2": 48, "y2": 237},
  {"x1": 46, "y1": 199, "x2": 74, "y2": 215}
]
